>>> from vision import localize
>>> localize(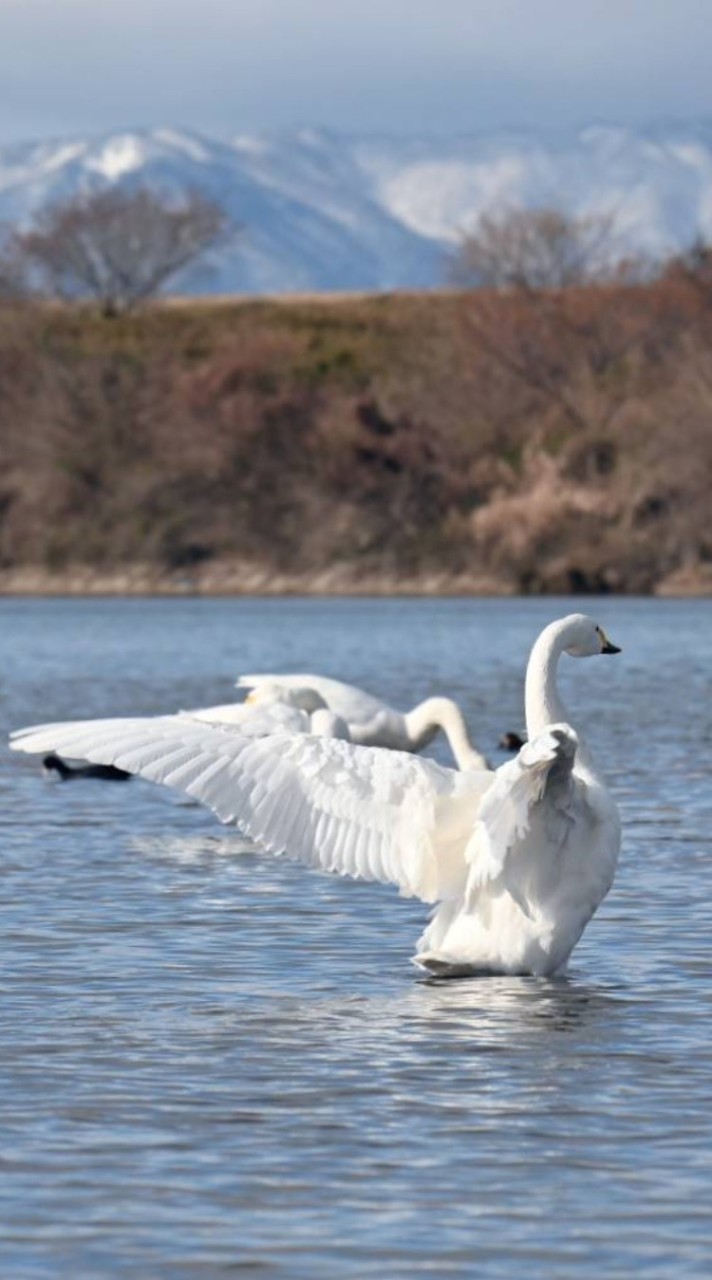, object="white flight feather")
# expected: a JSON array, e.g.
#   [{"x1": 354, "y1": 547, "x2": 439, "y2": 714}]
[{"x1": 11, "y1": 716, "x2": 488, "y2": 904}]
